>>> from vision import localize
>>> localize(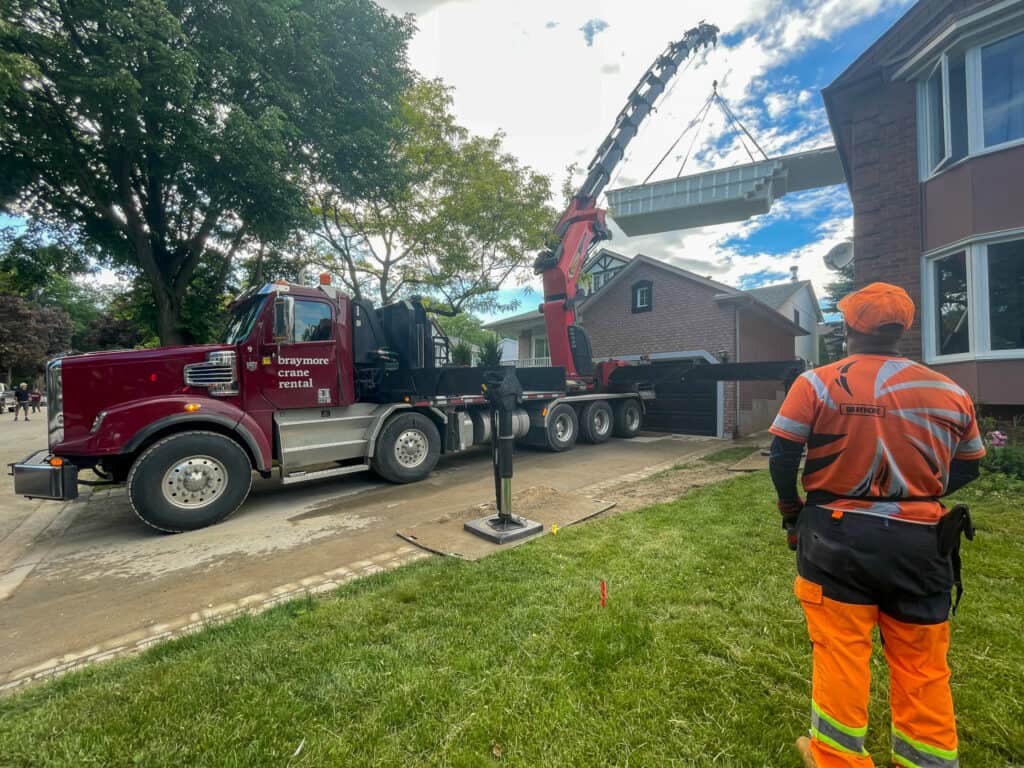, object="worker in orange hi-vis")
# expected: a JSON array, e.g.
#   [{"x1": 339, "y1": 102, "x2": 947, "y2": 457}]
[{"x1": 768, "y1": 282, "x2": 985, "y2": 768}]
